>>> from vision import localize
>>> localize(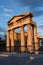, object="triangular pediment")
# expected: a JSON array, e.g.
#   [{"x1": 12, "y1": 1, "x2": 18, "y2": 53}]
[
  {"x1": 7, "y1": 12, "x2": 32, "y2": 24},
  {"x1": 8, "y1": 15, "x2": 25, "y2": 24}
]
